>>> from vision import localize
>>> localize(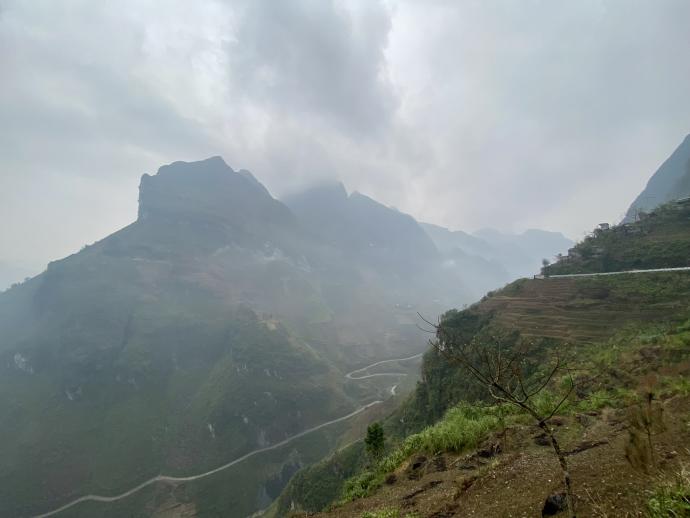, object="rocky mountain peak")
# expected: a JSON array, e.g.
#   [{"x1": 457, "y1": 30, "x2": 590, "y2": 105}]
[{"x1": 137, "y1": 157, "x2": 292, "y2": 228}]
